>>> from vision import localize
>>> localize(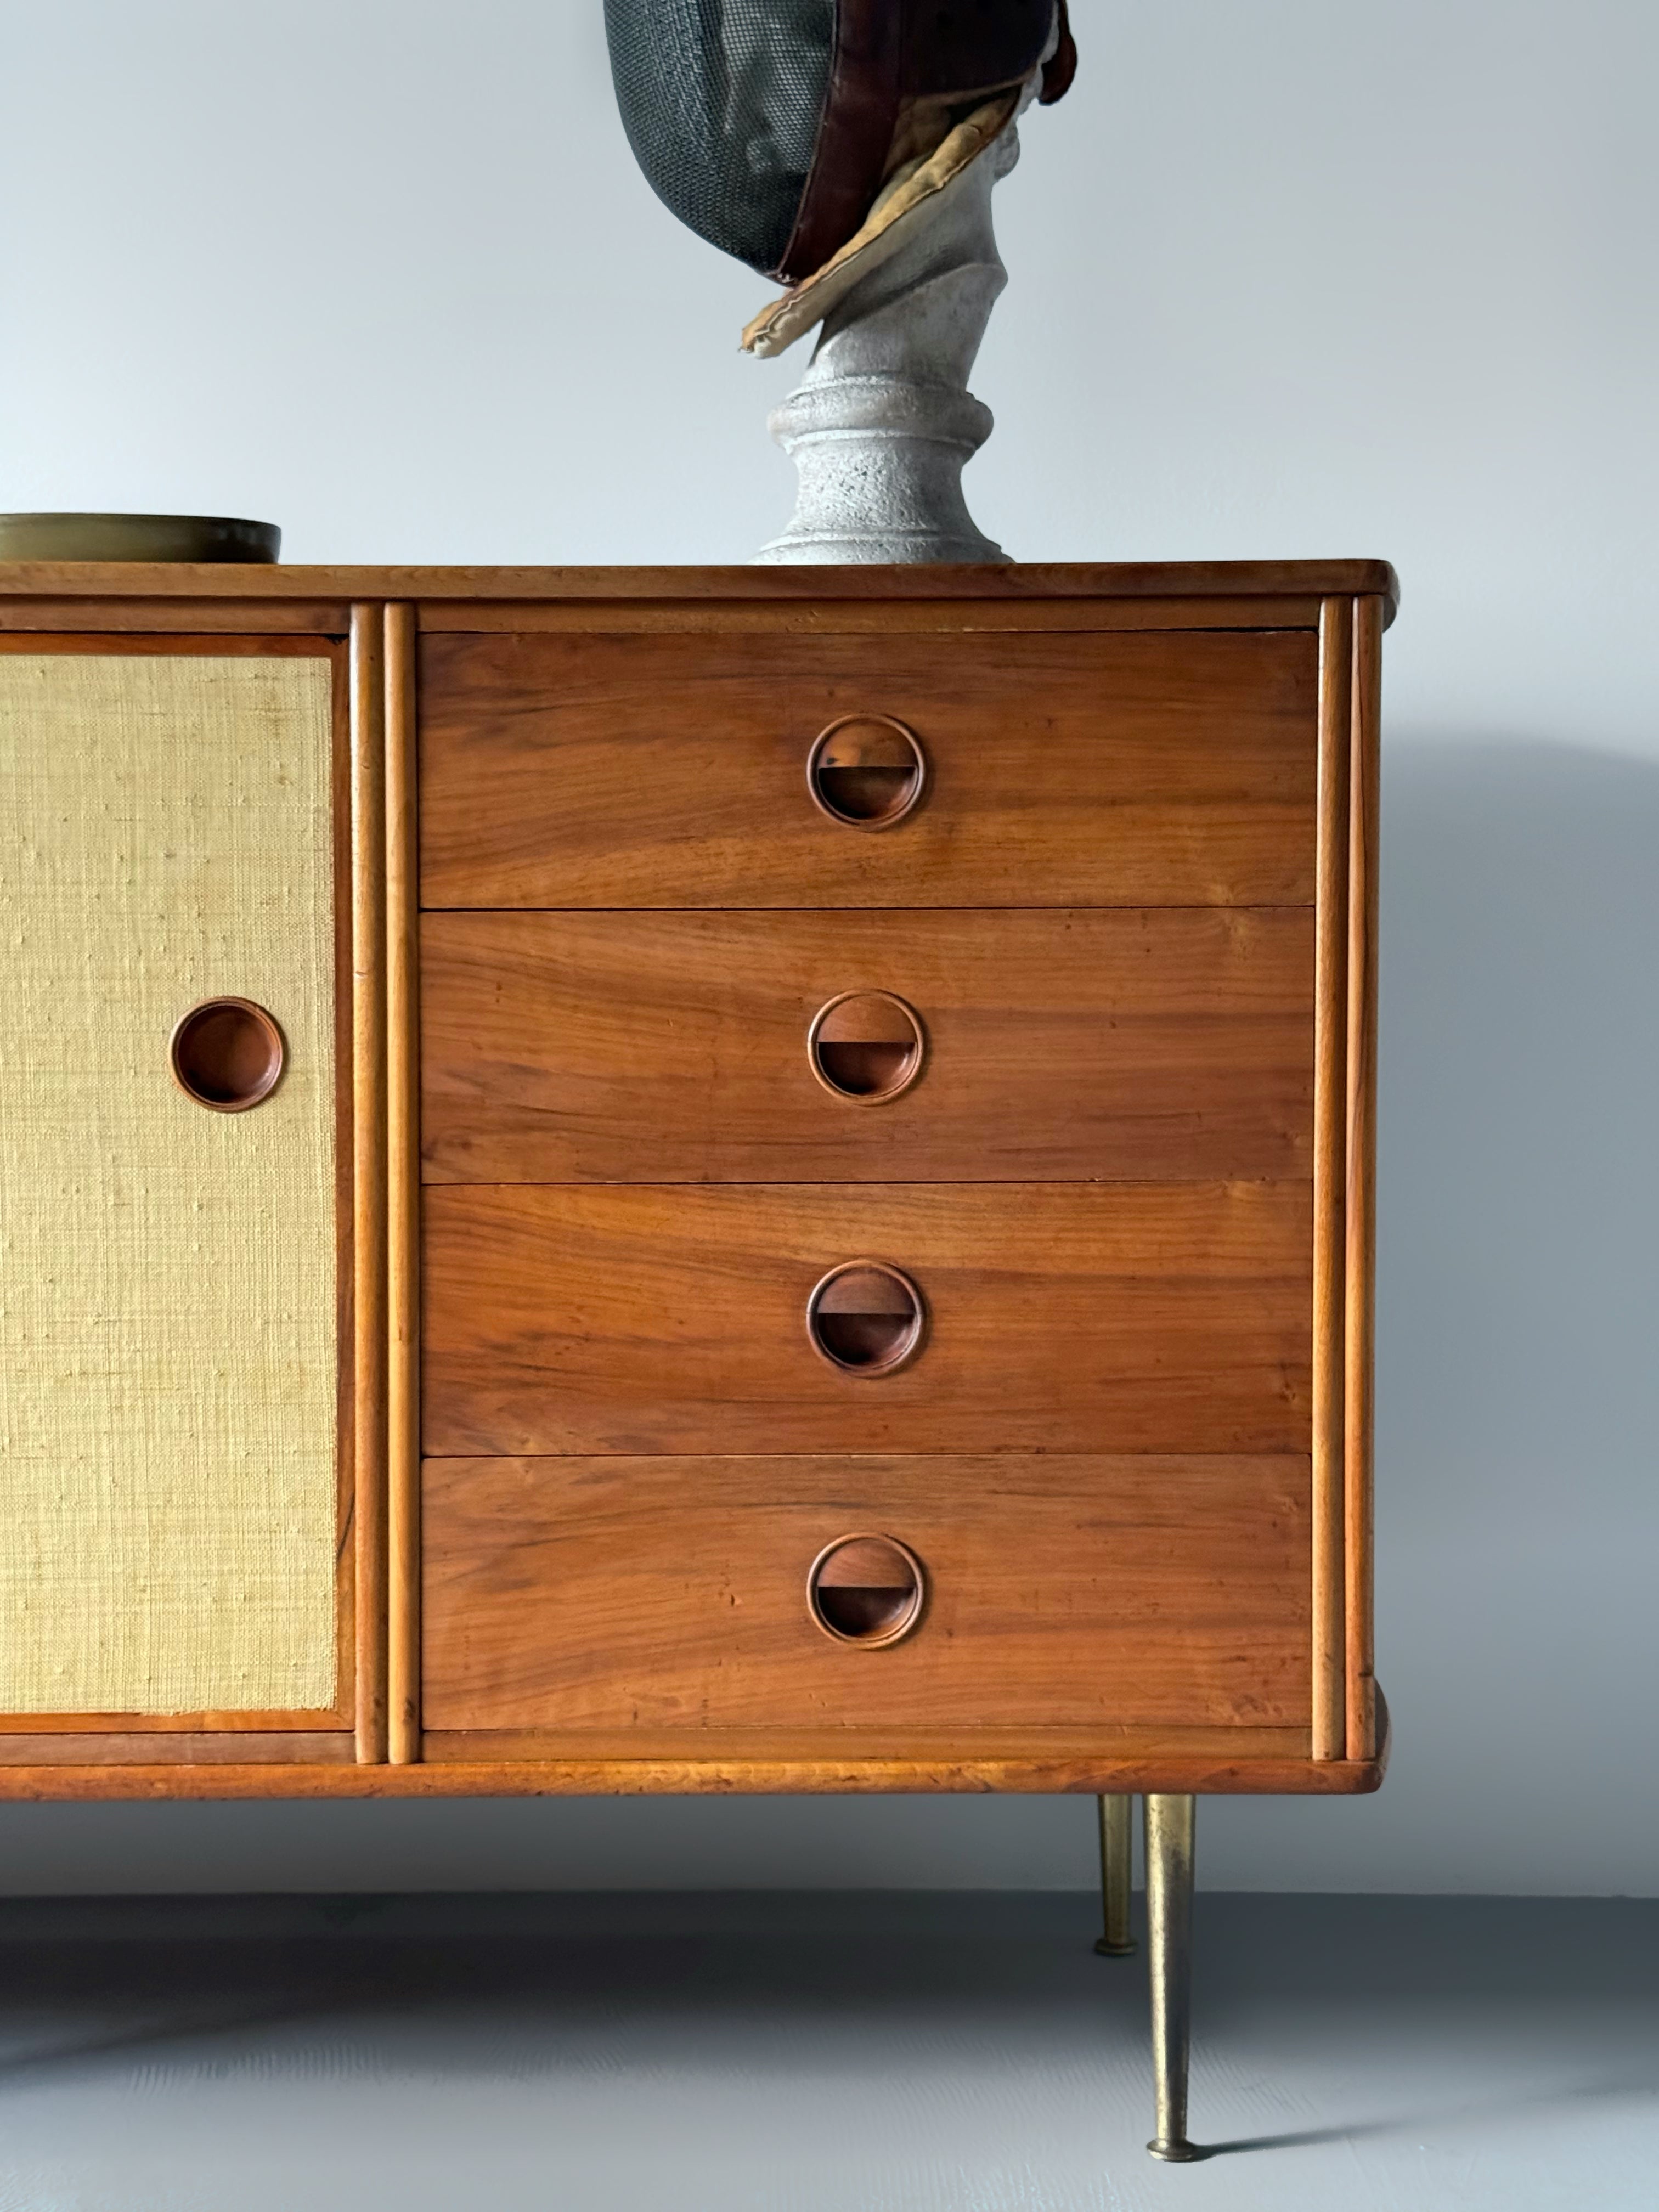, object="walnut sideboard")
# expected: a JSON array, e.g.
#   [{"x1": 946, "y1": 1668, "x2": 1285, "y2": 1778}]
[{"x1": 0, "y1": 560, "x2": 1390, "y2": 2158}]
